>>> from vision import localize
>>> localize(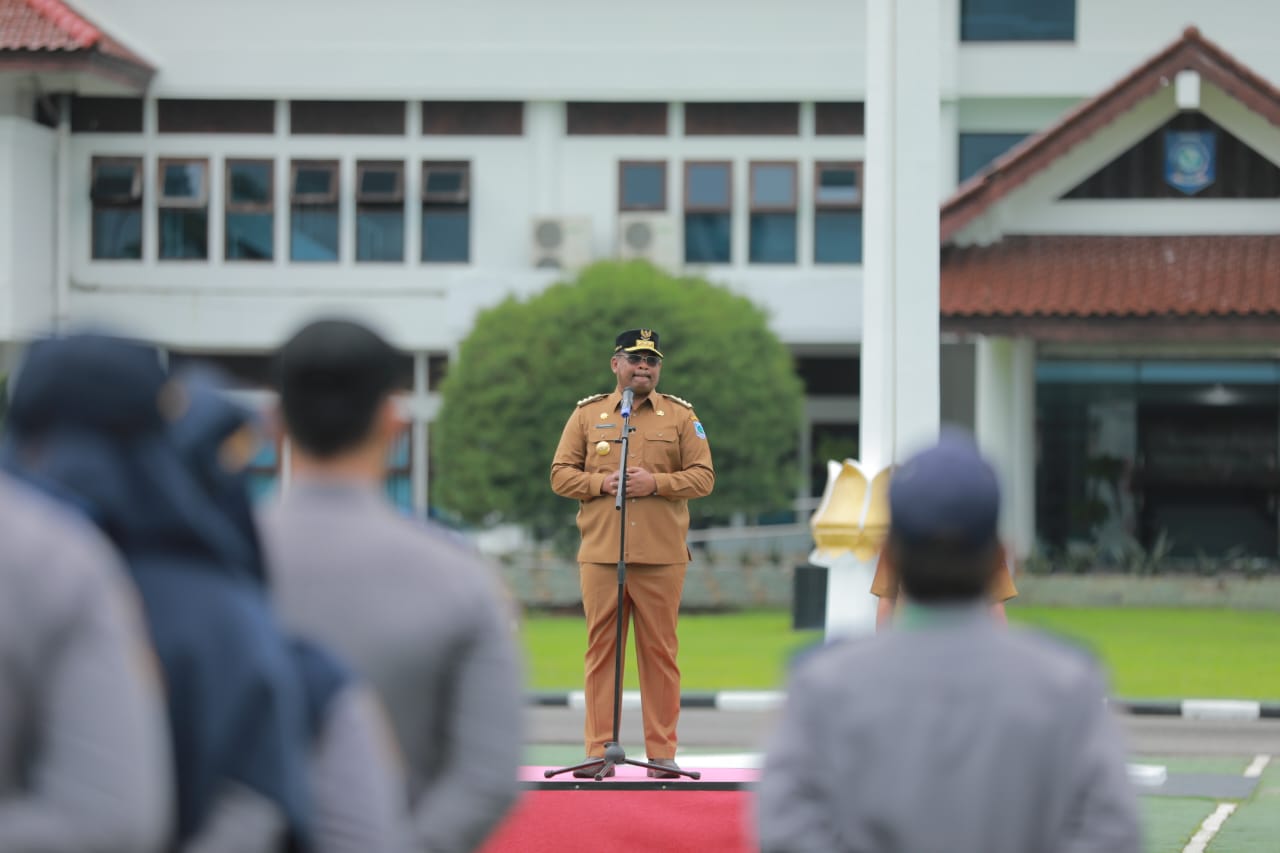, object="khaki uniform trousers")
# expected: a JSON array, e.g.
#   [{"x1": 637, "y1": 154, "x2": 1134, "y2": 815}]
[{"x1": 579, "y1": 561, "x2": 686, "y2": 759}]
